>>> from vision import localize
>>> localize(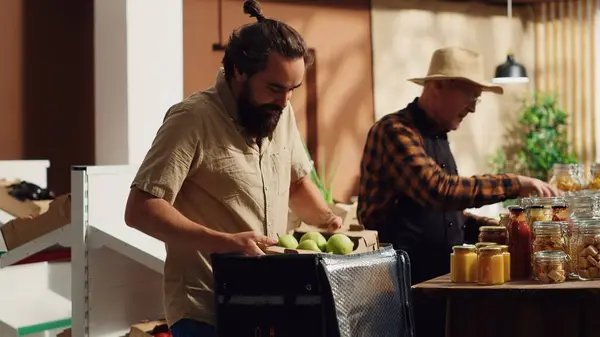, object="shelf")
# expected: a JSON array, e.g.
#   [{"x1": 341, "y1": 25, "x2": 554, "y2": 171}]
[
  {"x1": 89, "y1": 225, "x2": 166, "y2": 274},
  {"x1": 0, "y1": 224, "x2": 71, "y2": 268},
  {"x1": 0, "y1": 262, "x2": 71, "y2": 337}
]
